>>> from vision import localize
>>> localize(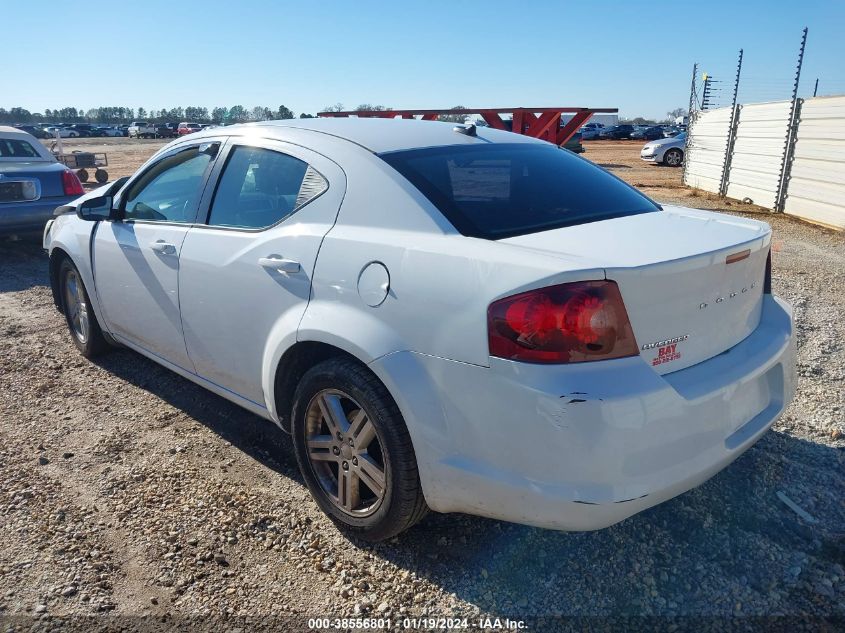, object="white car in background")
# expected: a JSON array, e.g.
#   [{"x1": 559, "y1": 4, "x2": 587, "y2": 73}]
[
  {"x1": 640, "y1": 132, "x2": 686, "y2": 166},
  {"x1": 44, "y1": 126, "x2": 79, "y2": 138},
  {"x1": 43, "y1": 119, "x2": 795, "y2": 541}
]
